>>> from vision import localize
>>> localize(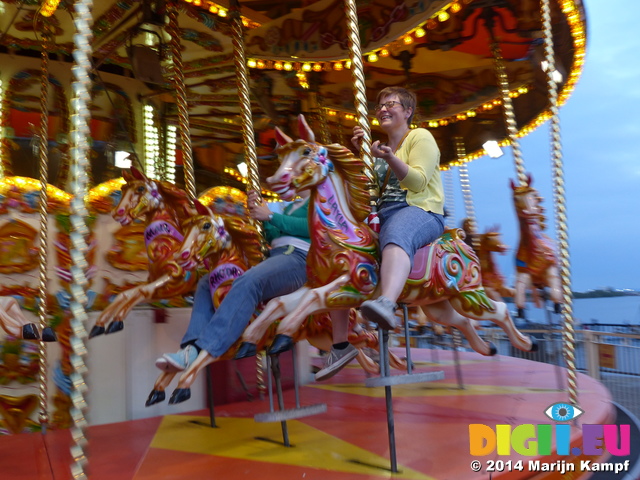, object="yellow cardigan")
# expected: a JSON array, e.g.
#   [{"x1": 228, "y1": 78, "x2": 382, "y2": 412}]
[{"x1": 396, "y1": 128, "x2": 445, "y2": 215}]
